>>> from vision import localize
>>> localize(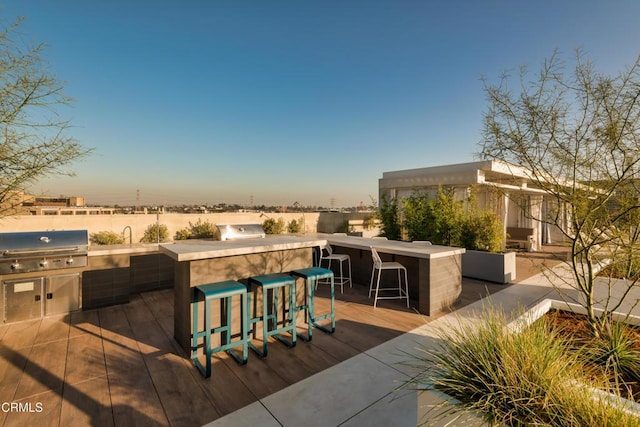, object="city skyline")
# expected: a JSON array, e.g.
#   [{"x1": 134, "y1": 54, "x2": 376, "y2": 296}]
[{"x1": 3, "y1": 1, "x2": 640, "y2": 207}]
